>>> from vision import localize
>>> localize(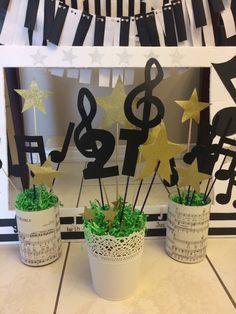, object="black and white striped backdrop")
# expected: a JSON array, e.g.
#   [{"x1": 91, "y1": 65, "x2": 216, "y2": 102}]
[
  {"x1": 0, "y1": 0, "x2": 235, "y2": 47},
  {"x1": 1, "y1": 207, "x2": 236, "y2": 242}
]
